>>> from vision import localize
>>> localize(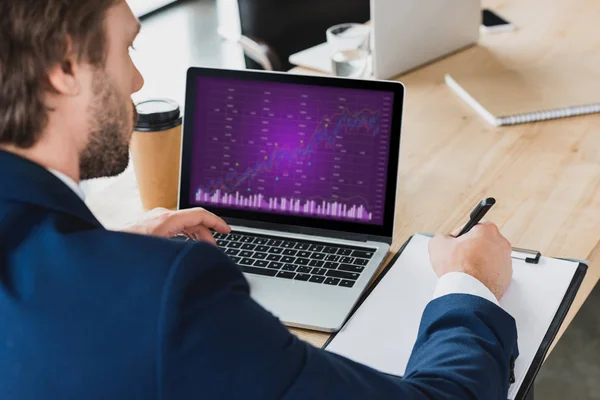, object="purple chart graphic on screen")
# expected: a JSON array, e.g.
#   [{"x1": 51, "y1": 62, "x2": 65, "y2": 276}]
[{"x1": 190, "y1": 77, "x2": 393, "y2": 226}]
